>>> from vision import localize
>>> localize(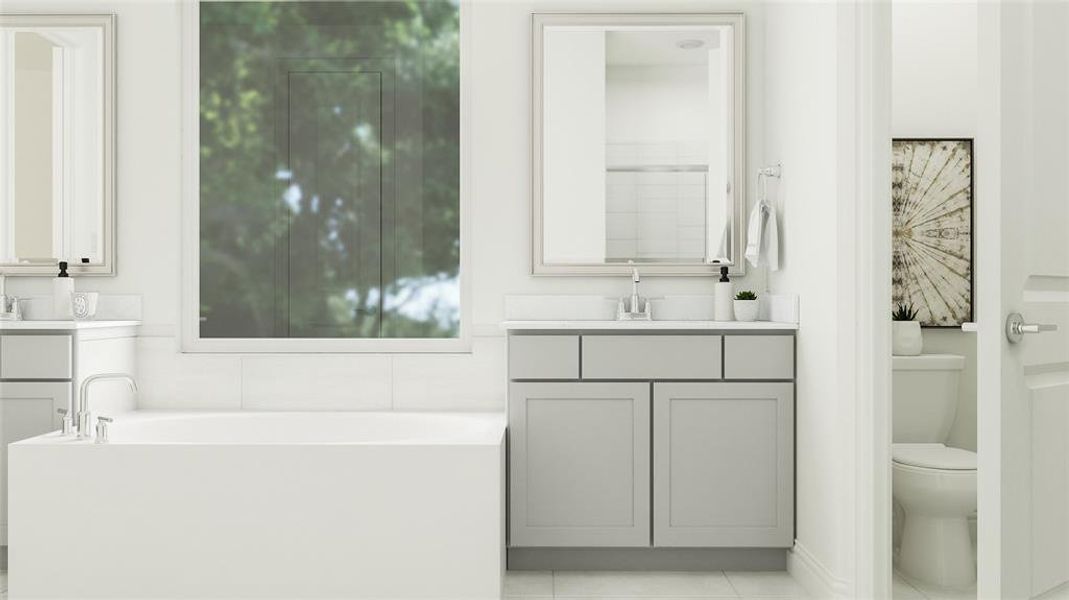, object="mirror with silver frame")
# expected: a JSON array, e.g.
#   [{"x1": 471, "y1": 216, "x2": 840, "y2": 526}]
[
  {"x1": 532, "y1": 13, "x2": 745, "y2": 276},
  {"x1": 0, "y1": 14, "x2": 115, "y2": 275}
]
